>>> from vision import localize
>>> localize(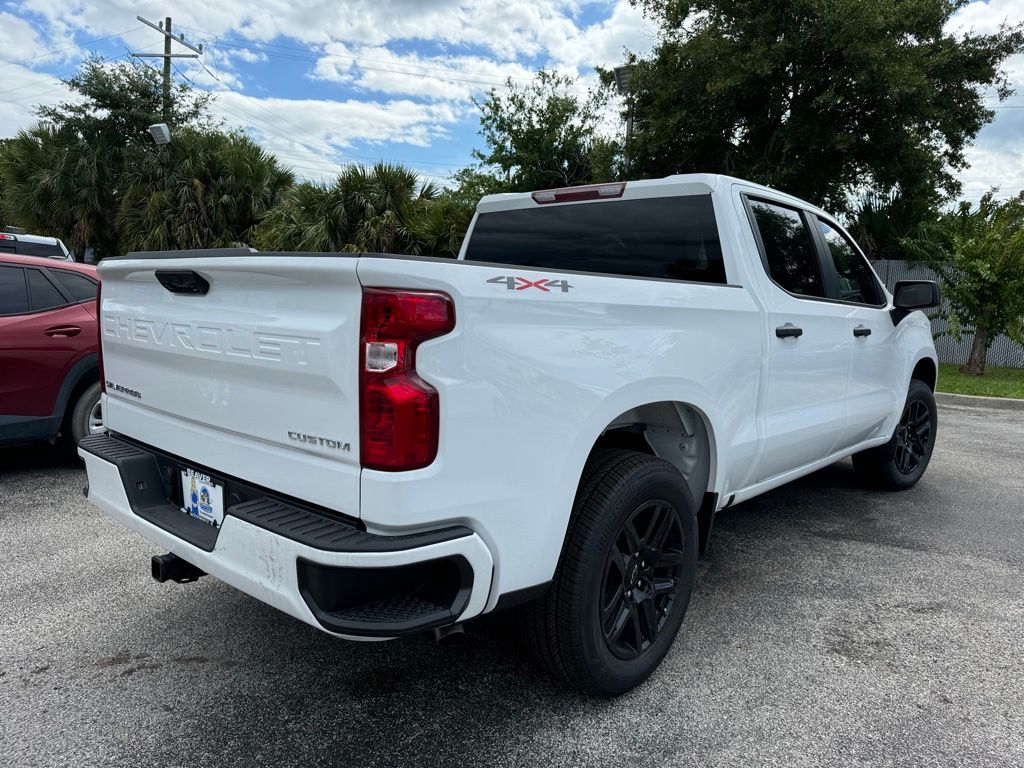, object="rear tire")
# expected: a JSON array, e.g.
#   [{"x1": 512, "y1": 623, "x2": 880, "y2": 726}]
[
  {"x1": 522, "y1": 449, "x2": 698, "y2": 696},
  {"x1": 67, "y1": 382, "x2": 102, "y2": 449},
  {"x1": 853, "y1": 379, "x2": 937, "y2": 490}
]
